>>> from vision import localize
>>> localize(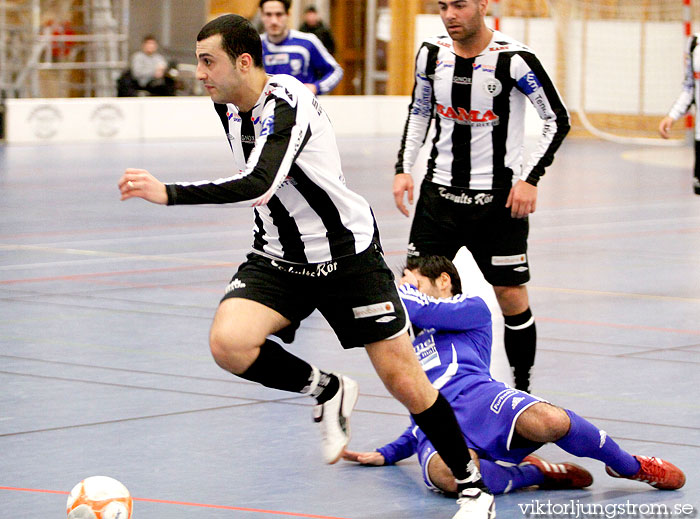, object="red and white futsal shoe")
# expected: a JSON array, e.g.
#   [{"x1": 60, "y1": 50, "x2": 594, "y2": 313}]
[
  {"x1": 521, "y1": 454, "x2": 594, "y2": 489},
  {"x1": 606, "y1": 455, "x2": 686, "y2": 490}
]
